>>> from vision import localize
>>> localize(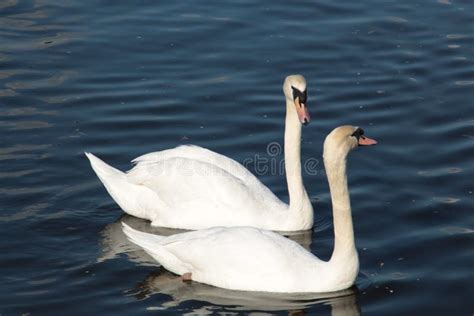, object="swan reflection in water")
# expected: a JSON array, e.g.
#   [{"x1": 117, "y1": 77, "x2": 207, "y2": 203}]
[
  {"x1": 98, "y1": 214, "x2": 314, "y2": 266},
  {"x1": 126, "y1": 267, "x2": 360, "y2": 315}
]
